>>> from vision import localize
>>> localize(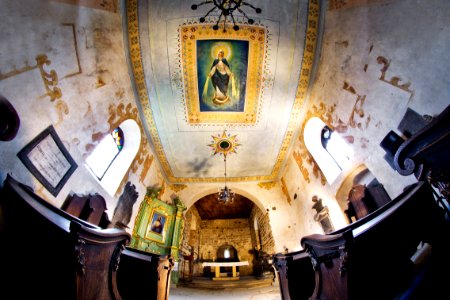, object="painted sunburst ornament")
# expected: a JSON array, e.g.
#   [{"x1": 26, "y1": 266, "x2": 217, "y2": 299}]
[{"x1": 209, "y1": 130, "x2": 240, "y2": 157}]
